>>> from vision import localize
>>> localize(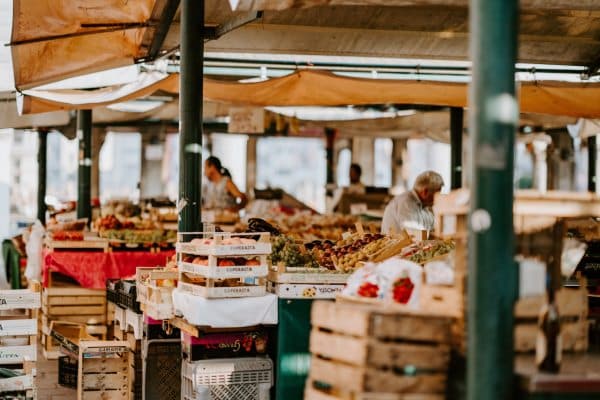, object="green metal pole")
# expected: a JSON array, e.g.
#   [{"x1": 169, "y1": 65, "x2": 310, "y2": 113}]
[
  {"x1": 468, "y1": 0, "x2": 519, "y2": 399},
  {"x1": 450, "y1": 107, "x2": 464, "y2": 189},
  {"x1": 588, "y1": 135, "x2": 597, "y2": 193},
  {"x1": 178, "y1": 0, "x2": 204, "y2": 234},
  {"x1": 37, "y1": 130, "x2": 47, "y2": 225},
  {"x1": 77, "y1": 109, "x2": 92, "y2": 222}
]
